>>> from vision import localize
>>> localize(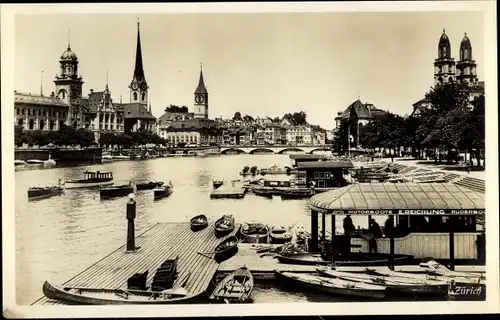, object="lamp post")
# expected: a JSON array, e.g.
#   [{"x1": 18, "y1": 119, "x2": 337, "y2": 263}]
[{"x1": 126, "y1": 193, "x2": 139, "y2": 252}]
